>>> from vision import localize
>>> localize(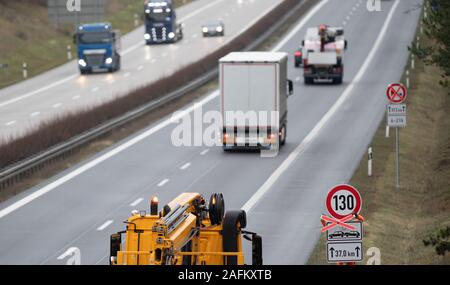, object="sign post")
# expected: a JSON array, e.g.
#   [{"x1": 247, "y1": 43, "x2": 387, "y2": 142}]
[
  {"x1": 386, "y1": 83, "x2": 407, "y2": 189},
  {"x1": 322, "y1": 184, "x2": 364, "y2": 264}
]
